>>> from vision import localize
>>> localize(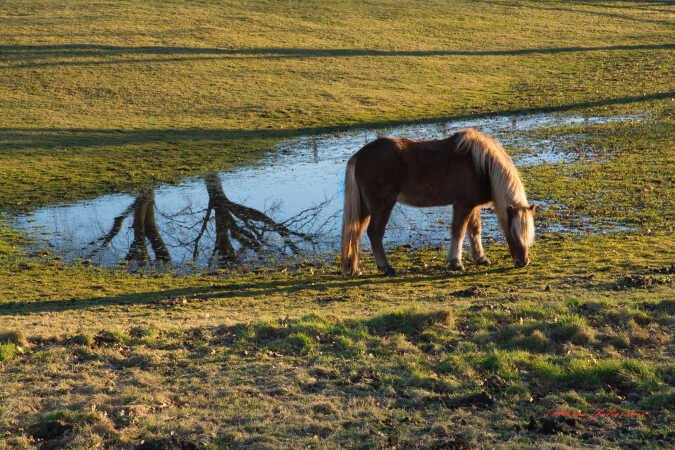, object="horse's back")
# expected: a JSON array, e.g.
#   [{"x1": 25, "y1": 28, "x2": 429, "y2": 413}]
[
  {"x1": 353, "y1": 136, "x2": 457, "y2": 175},
  {"x1": 399, "y1": 136, "x2": 465, "y2": 177},
  {"x1": 403, "y1": 136, "x2": 489, "y2": 207},
  {"x1": 352, "y1": 135, "x2": 491, "y2": 208},
  {"x1": 353, "y1": 137, "x2": 406, "y2": 163},
  {"x1": 353, "y1": 137, "x2": 407, "y2": 182},
  {"x1": 351, "y1": 138, "x2": 408, "y2": 208}
]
